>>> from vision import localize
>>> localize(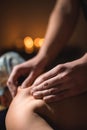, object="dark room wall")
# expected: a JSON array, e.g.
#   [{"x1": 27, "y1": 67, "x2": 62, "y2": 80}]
[{"x1": 0, "y1": 0, "x2": 55, "y2": 49}]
